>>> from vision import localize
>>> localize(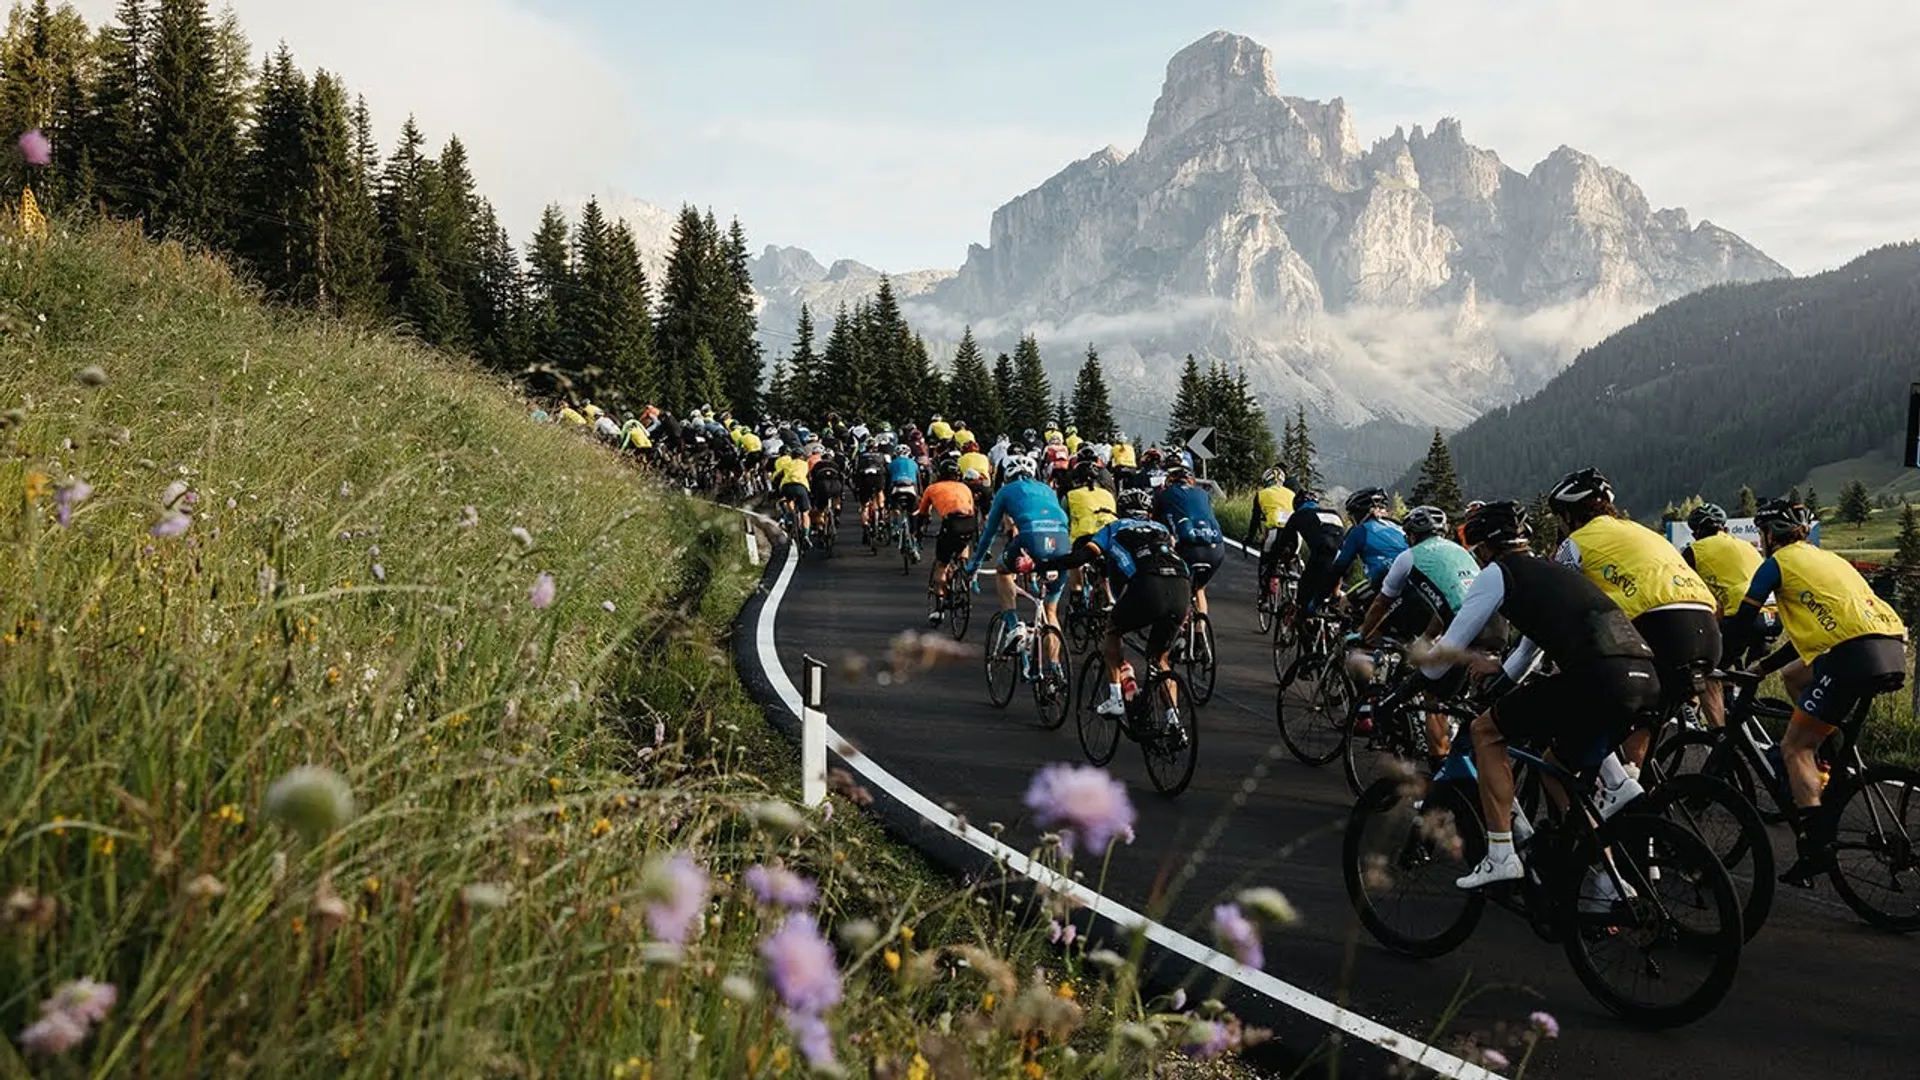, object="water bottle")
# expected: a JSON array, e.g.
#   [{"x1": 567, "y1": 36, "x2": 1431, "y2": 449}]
[{"x1": 1120, "y1": 662, "x2": 1139, "y2": 703}]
